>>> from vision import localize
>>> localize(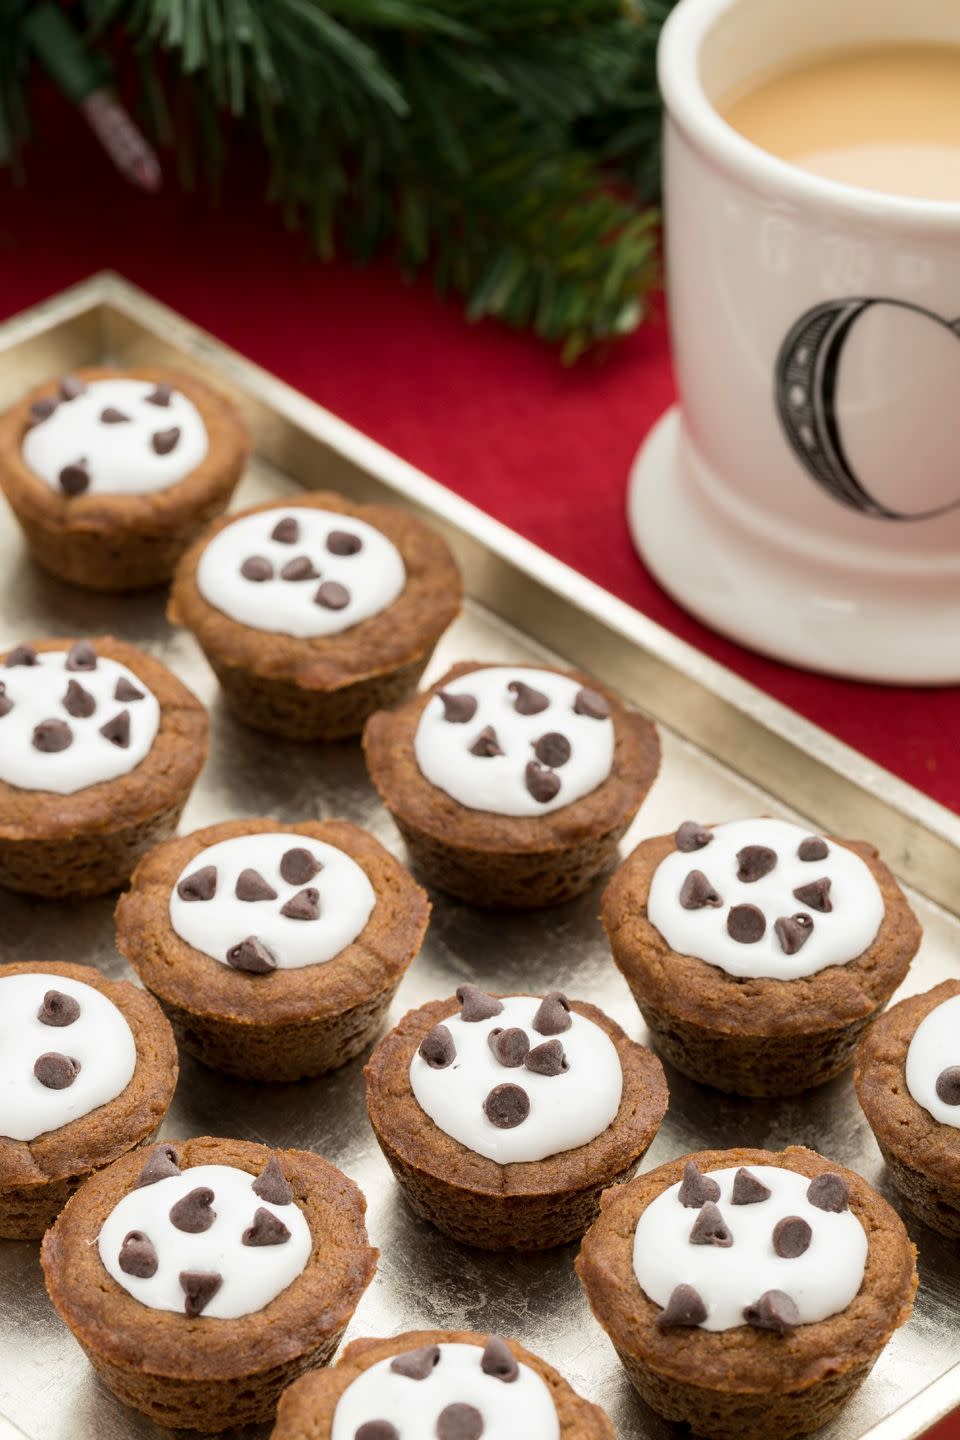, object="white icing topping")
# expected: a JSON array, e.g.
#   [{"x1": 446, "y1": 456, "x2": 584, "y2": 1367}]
[
  {"x1": 168, "y1": 833, "x2": 376, "y2": 970},
  {"x1": 905, "y1": 994, "x2": 960, "y2": 1129},
  {"x1": 413, "y1": 666, "x2": 614, "y2": 817},
  {"x1": 330, "y1": 1342, "x2": 560, "y2": 1440},
  {"x1": 646, "y1": 818, "x2": 884, "y2": 980},
  {"x1": 98, "y1": 1163, "x2": 312, "y2": 1319},
  {"x1": 195, "y1": 505, "x2": 406, "y2": 637},
  {"x1": 22, "y1": 379, "x2": 208, "y2": 496},
  {"x1": 0, "y1": 649, "x2": 160, "y2": 795},
  {"x1": 0, "y1": 973, "x2": 136, "y2": 1142},
  {"x1": 633, "y1": 1164, "x2": 867, "y2": 1332},
  {"x1": 409, "y1": 995, "x2": 623, "y2": 1164}
]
